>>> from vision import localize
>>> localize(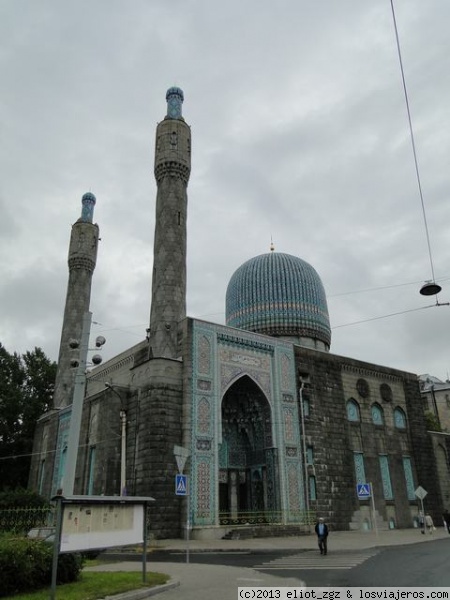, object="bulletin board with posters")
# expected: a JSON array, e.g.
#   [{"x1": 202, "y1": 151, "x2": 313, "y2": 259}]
[{"x1": 54, "y1": 495, "x2": 154, "y2": 554}]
